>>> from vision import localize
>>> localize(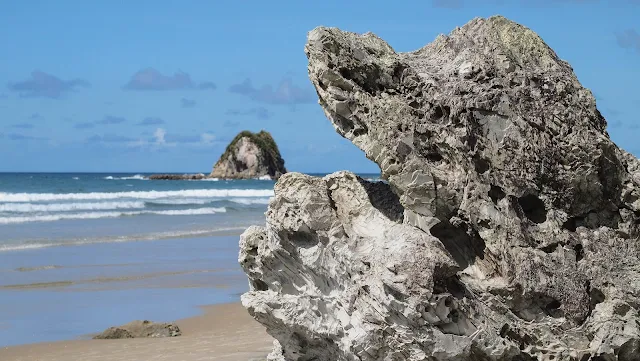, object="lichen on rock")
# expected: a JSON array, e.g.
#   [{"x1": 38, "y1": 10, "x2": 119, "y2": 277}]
[
  {"x1": 239, "y1": 16, "x2": 640, "y2": 360},
  {"x1": 211, "y1": 130, "x2": 287, "y2": 180}
]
